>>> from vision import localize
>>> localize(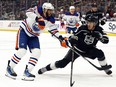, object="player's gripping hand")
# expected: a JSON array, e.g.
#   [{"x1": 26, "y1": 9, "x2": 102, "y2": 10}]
[
  {"x1": 92, "y1": 32, "x2": 109, "y2": 44},
  {"x1": 100, "y1": 18, "x2": 106, "y2": 25},
  {"x1": 35, "y1": 17, "x2": 45, "y2": 30},
  {"x1": 59, "y1": 35, "x2": 69, "y2": 48},
  {"x1": 100, "y1": 36, "x2": 109, "y2": 44},
  {"x1": 101, "y1": 20, "x2": 106, "y2": 25},
  {"x1": 75, "y1": 23, "x2": 79, "y2": 27}
]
